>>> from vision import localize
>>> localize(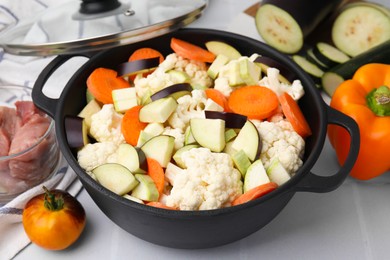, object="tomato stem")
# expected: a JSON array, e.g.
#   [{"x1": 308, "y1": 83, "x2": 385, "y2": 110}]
[{"x1": 43, "y1": 186, "x2": 64, "y2": 211}]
